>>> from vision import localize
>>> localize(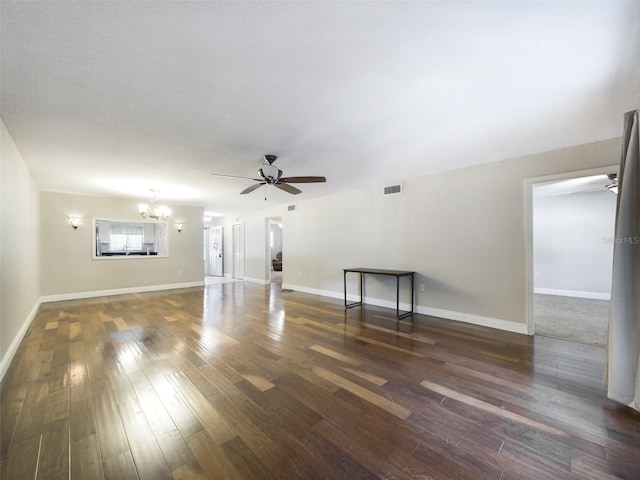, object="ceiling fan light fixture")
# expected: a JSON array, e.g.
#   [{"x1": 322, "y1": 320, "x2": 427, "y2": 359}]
[{"x1": 261, "y1": 163, "x2": 280, "y2": 181}]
